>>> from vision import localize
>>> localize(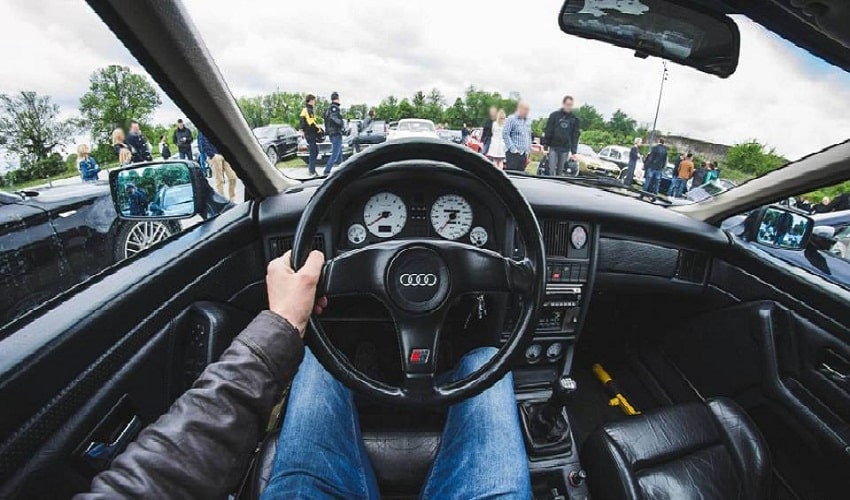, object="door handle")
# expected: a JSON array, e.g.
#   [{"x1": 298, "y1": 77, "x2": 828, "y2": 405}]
[{"x1": 82, "y1": 415, "x2": 142, "y2": 471}]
